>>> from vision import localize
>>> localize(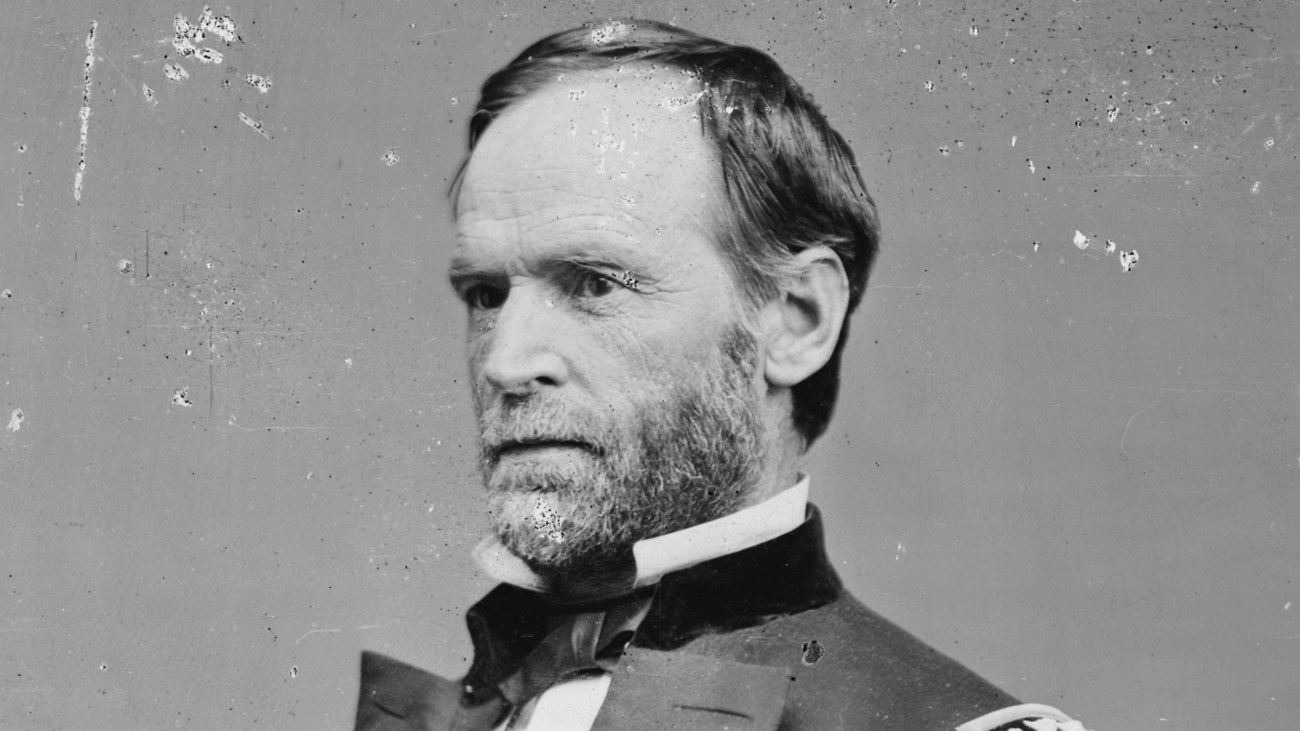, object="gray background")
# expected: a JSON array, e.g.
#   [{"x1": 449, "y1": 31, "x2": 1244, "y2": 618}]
[{"x1": 2, "y1": 1, "x2": 1296, "y2": 728}]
